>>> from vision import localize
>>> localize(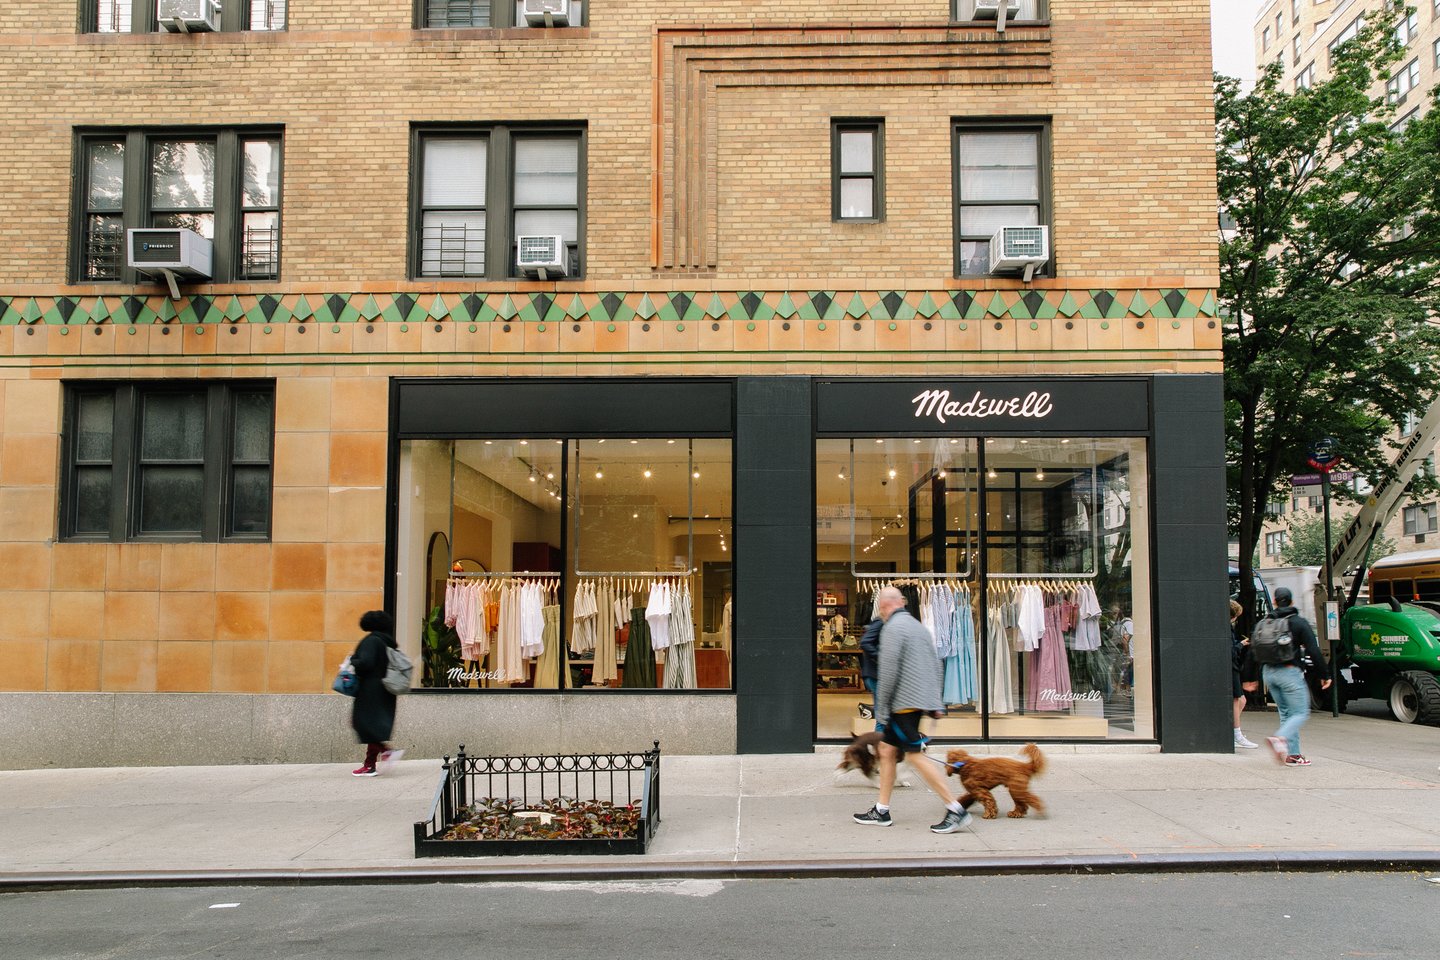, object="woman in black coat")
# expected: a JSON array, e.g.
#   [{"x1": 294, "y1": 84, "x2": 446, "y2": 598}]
[{"x1": 351, "y1": 610, "x2": 400, "y2": 777}]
